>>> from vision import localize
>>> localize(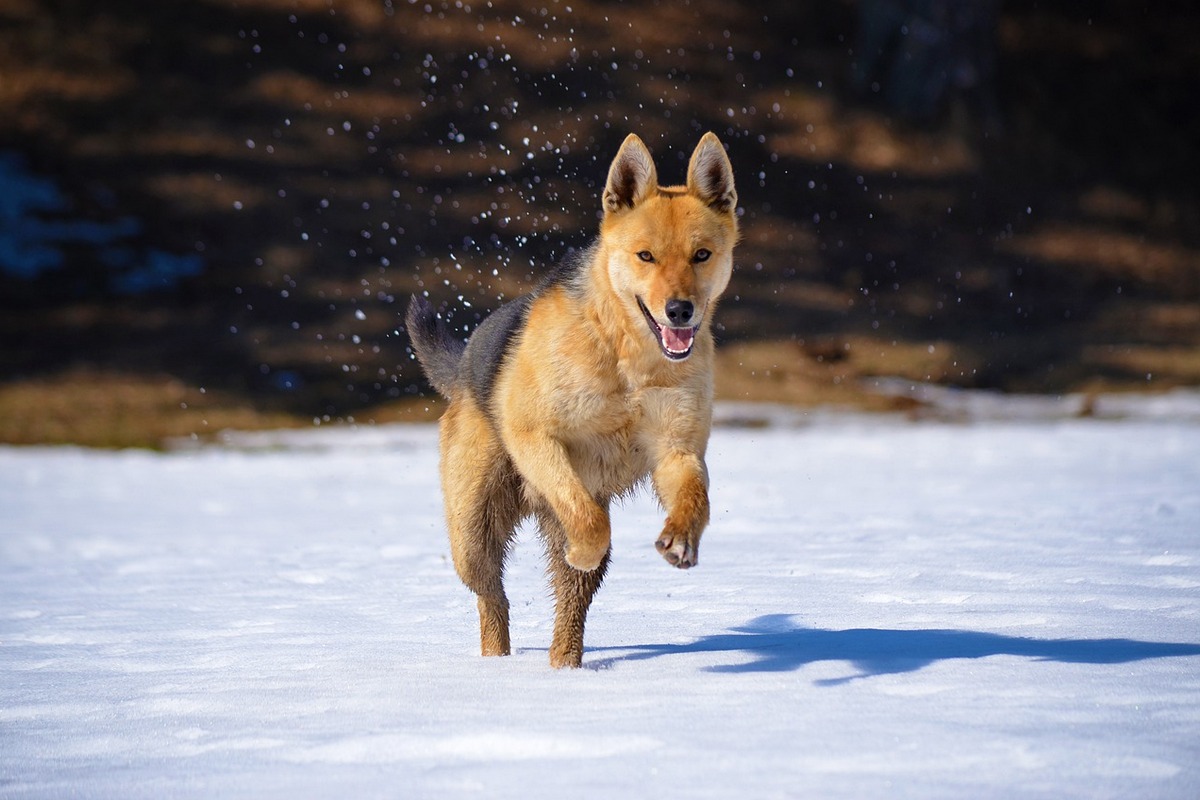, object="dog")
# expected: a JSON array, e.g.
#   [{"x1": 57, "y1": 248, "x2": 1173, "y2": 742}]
[{"x1": 405, "y1": 132, "x2": 738, "y2": 668}]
